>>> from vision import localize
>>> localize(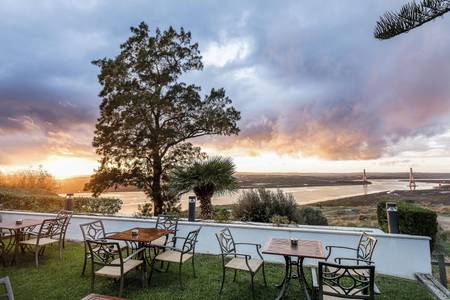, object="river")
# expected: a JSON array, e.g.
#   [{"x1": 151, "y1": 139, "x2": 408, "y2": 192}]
[{"x1": 70, "y1": 179, "x2": 437, "y2": 216}]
